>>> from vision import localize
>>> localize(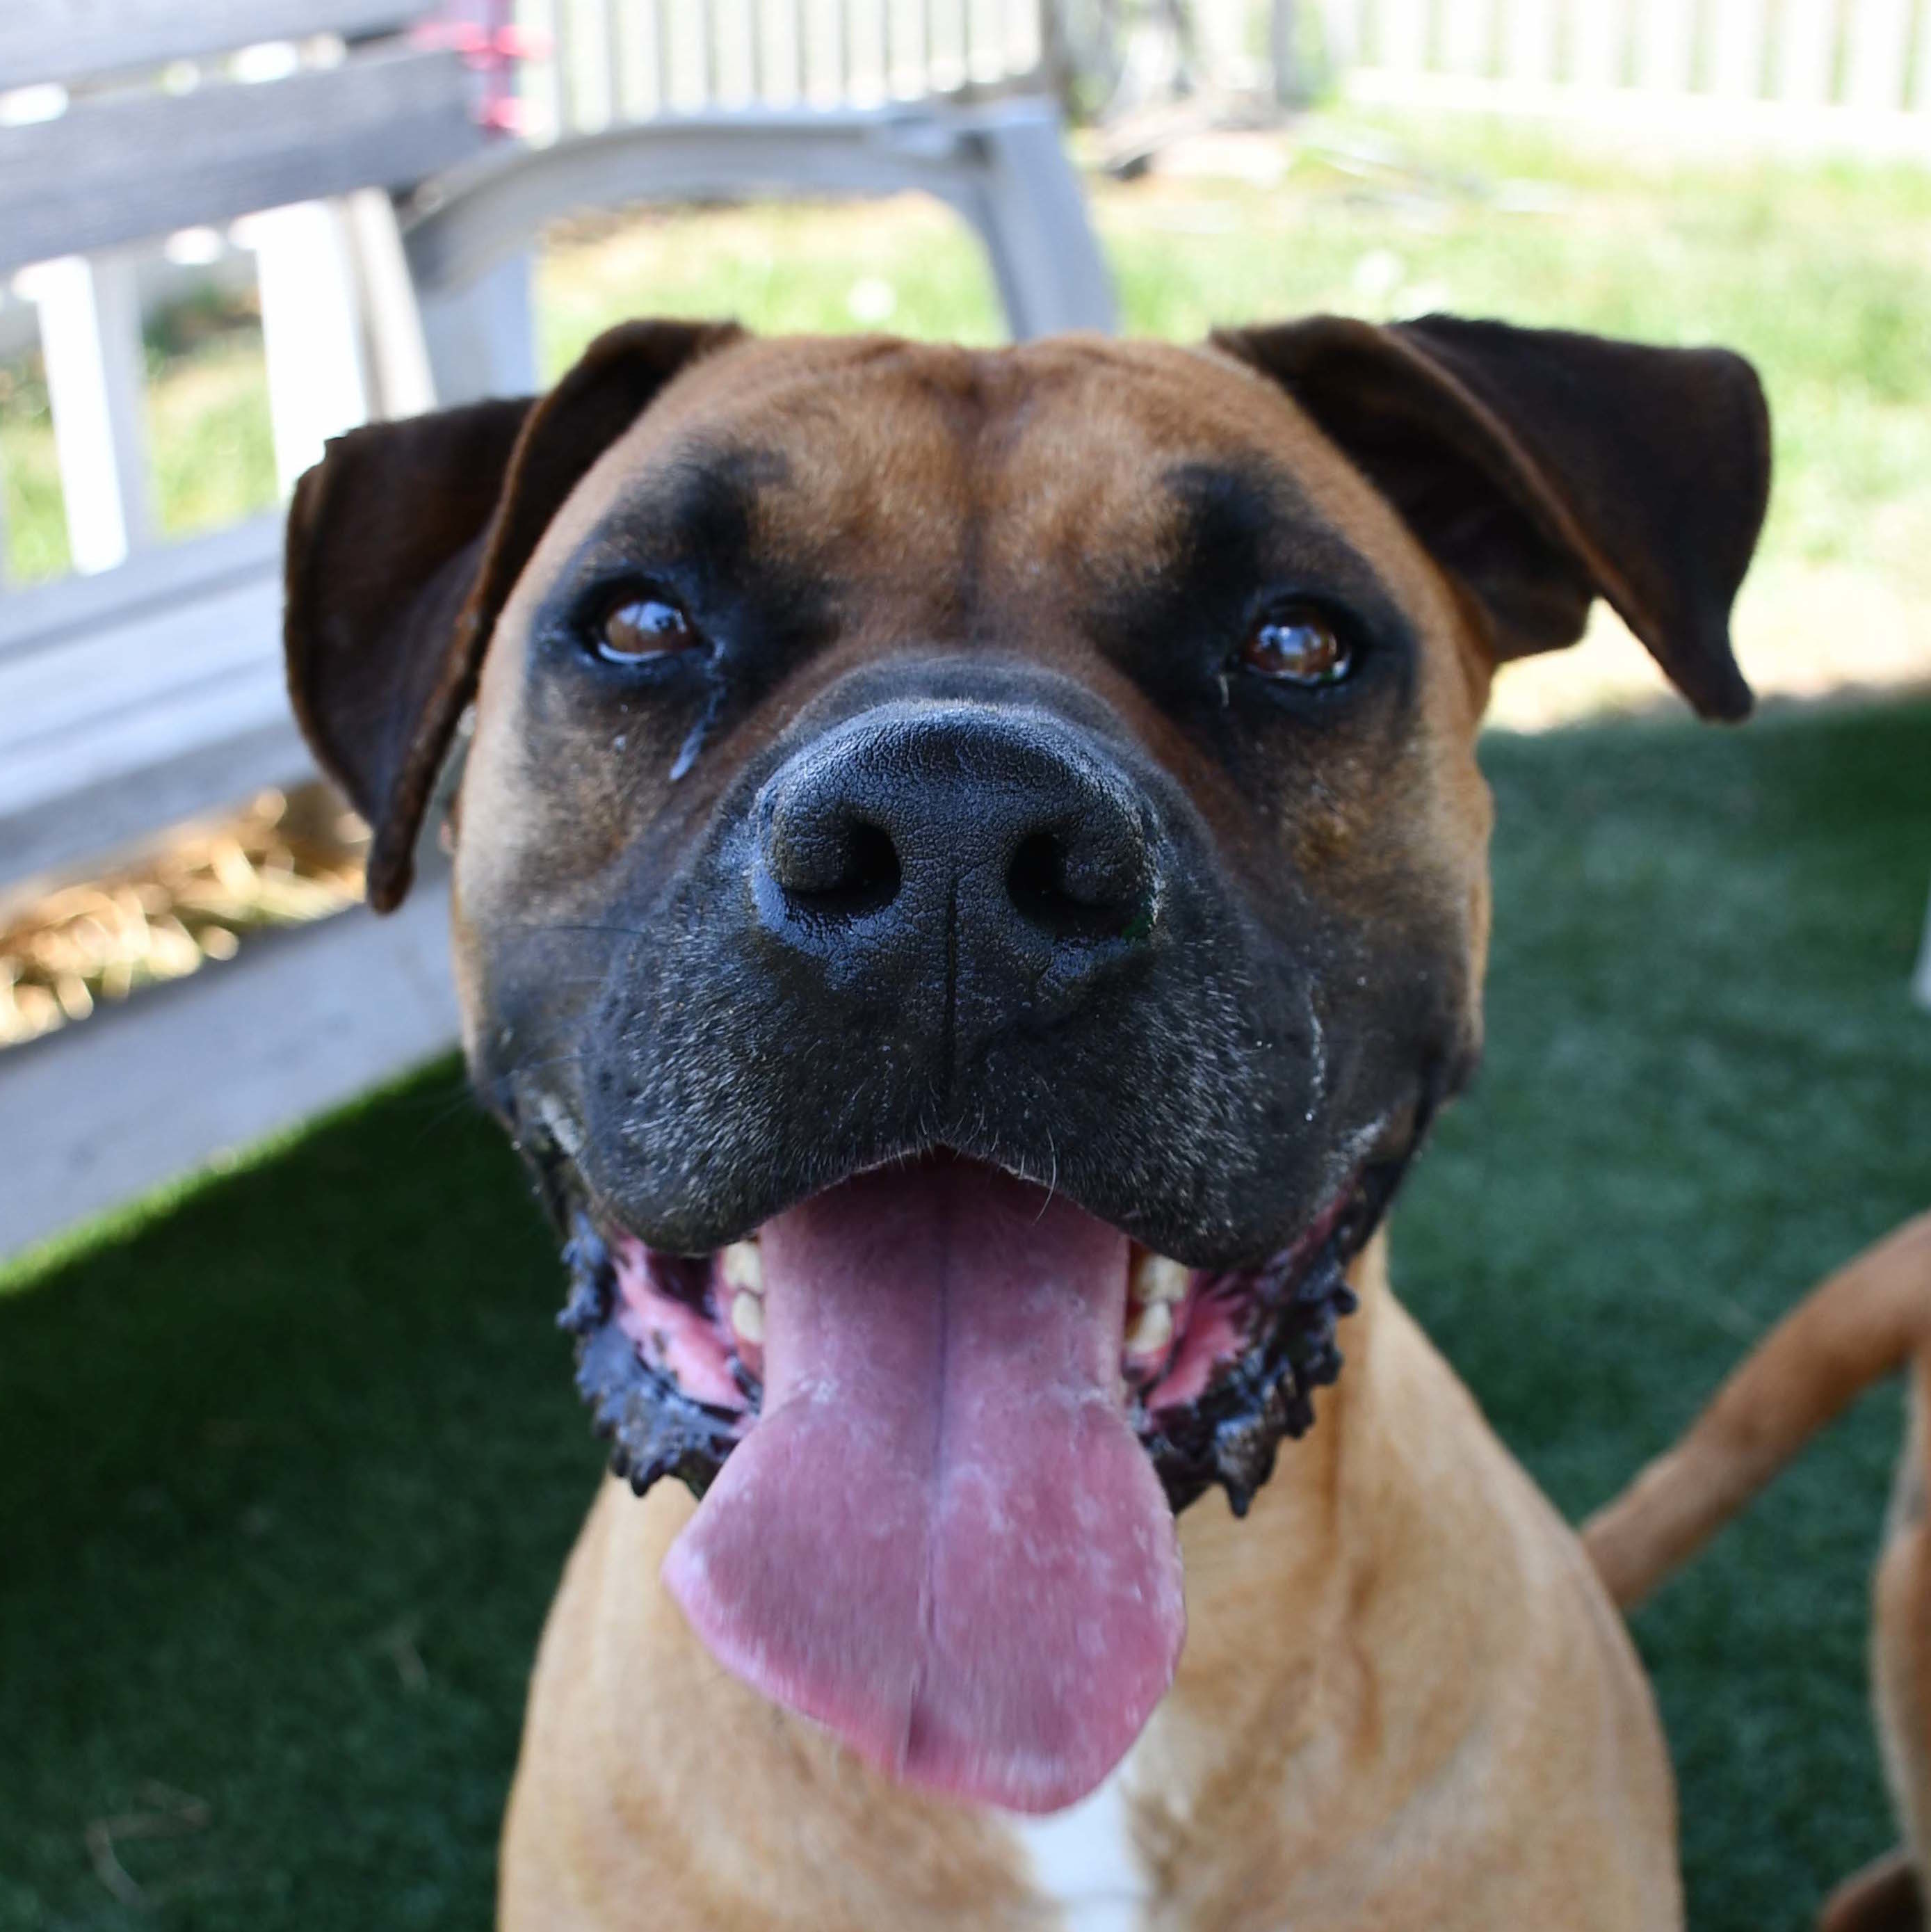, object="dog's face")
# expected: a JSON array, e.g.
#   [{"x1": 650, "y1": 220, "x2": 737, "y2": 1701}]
[{"x1": 286, "y1": 316, "x2": 1767, "y2": 1812}]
